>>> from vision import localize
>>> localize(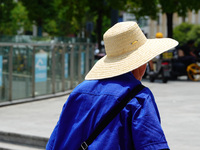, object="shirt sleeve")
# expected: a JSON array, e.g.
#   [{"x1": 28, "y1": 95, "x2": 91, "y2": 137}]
[
  {"x1": 46, "y1": 103, "x2": 67, "y2": 150},
  {"x1": 46, "y1": 123, "x2": 58, "y2": 150},
  {"x1": 131, "y1": 90, "x2": 169, "y2": 150}
]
